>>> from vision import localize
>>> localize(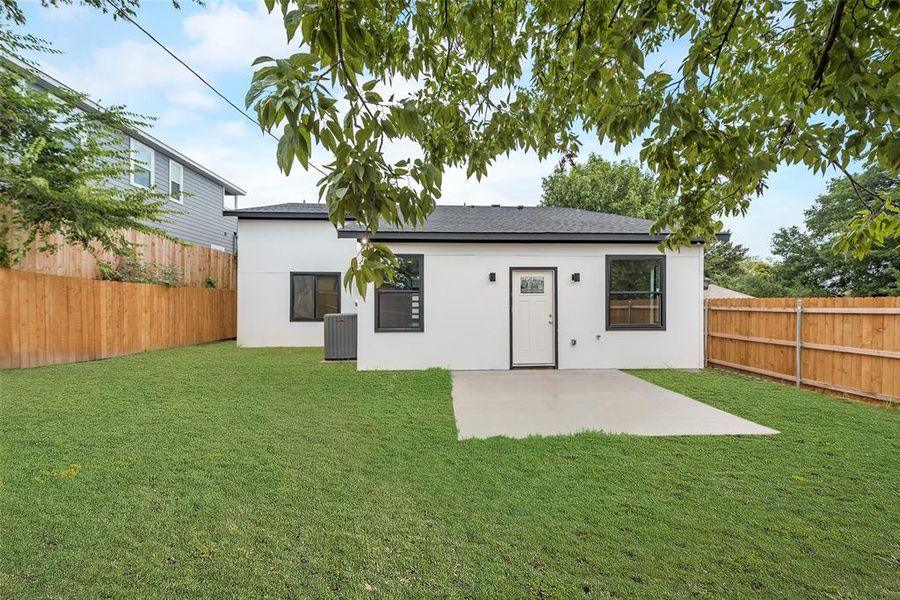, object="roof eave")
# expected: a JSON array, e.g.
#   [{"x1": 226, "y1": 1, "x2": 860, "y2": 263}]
[
  {"x1": 128, "y1": 127, "x2": 246, "y2": 196},
  {"x1": 336, "y1": 230, "x2": 728, "y2": 244},
  {"x1": 223, "y1": 210, "x2": 331, "y2": 220}
]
